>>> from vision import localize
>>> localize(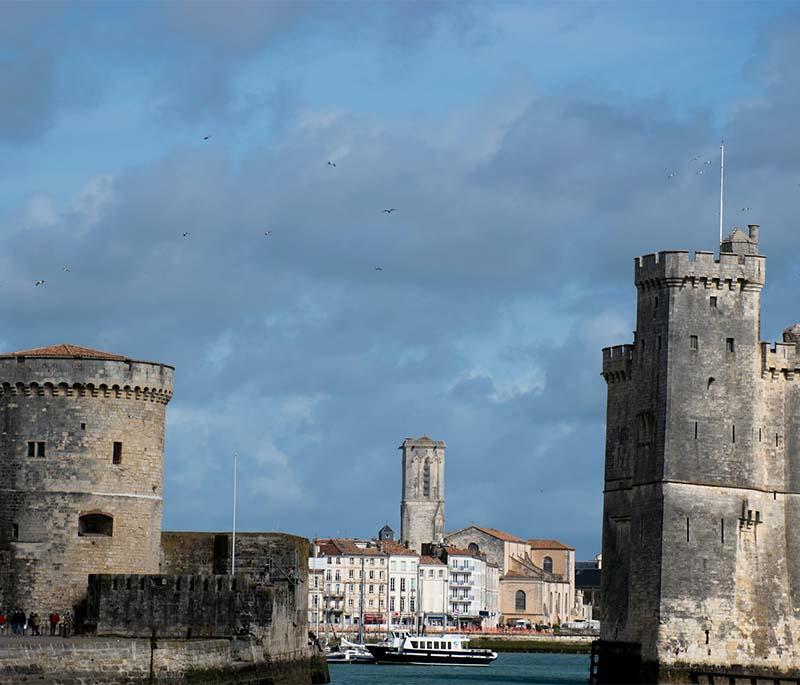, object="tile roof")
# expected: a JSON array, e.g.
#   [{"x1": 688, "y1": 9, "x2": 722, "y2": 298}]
[
  {"x1": 472, "y1": 526, "x2": 526, "y2": 543},
  {"x1": 418, "y1": 555, "x2": 445, "y2": 565},
  {"x1": 1, "y1": 344, "x2": 129, "y2": 360},
  {"x1": 400, "y1": 435, "x2": 446, "y2": 447},
  {"x1": 443, "y1": 545, "x2": 474, "y2": 556},
  {"x1": 528, "y1": 539, "x2": 575, "y2": 550},
  {"x1": 378, "y1": 540, "x2": 419, "y2": 557}
]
